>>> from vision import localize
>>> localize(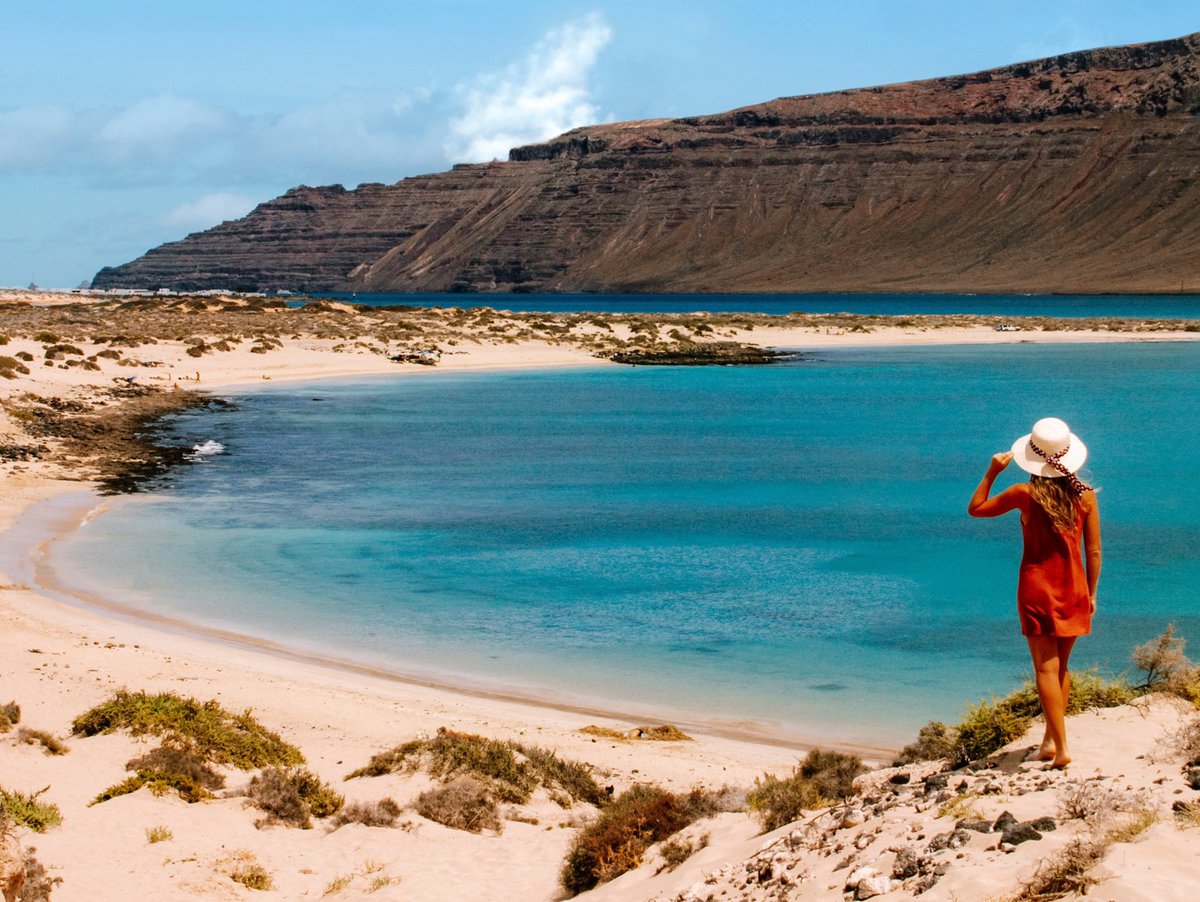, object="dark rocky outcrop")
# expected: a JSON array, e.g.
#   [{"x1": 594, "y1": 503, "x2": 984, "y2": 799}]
[{"x1": 94, "y1": 32, "x2": 1200, "y2": 295}]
